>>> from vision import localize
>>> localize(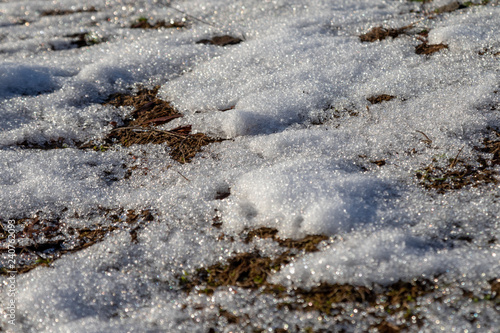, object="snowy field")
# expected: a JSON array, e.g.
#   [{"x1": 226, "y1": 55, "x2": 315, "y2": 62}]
[{"x1": 1, "y1": 0, "x2": 499, "y2": 332}]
